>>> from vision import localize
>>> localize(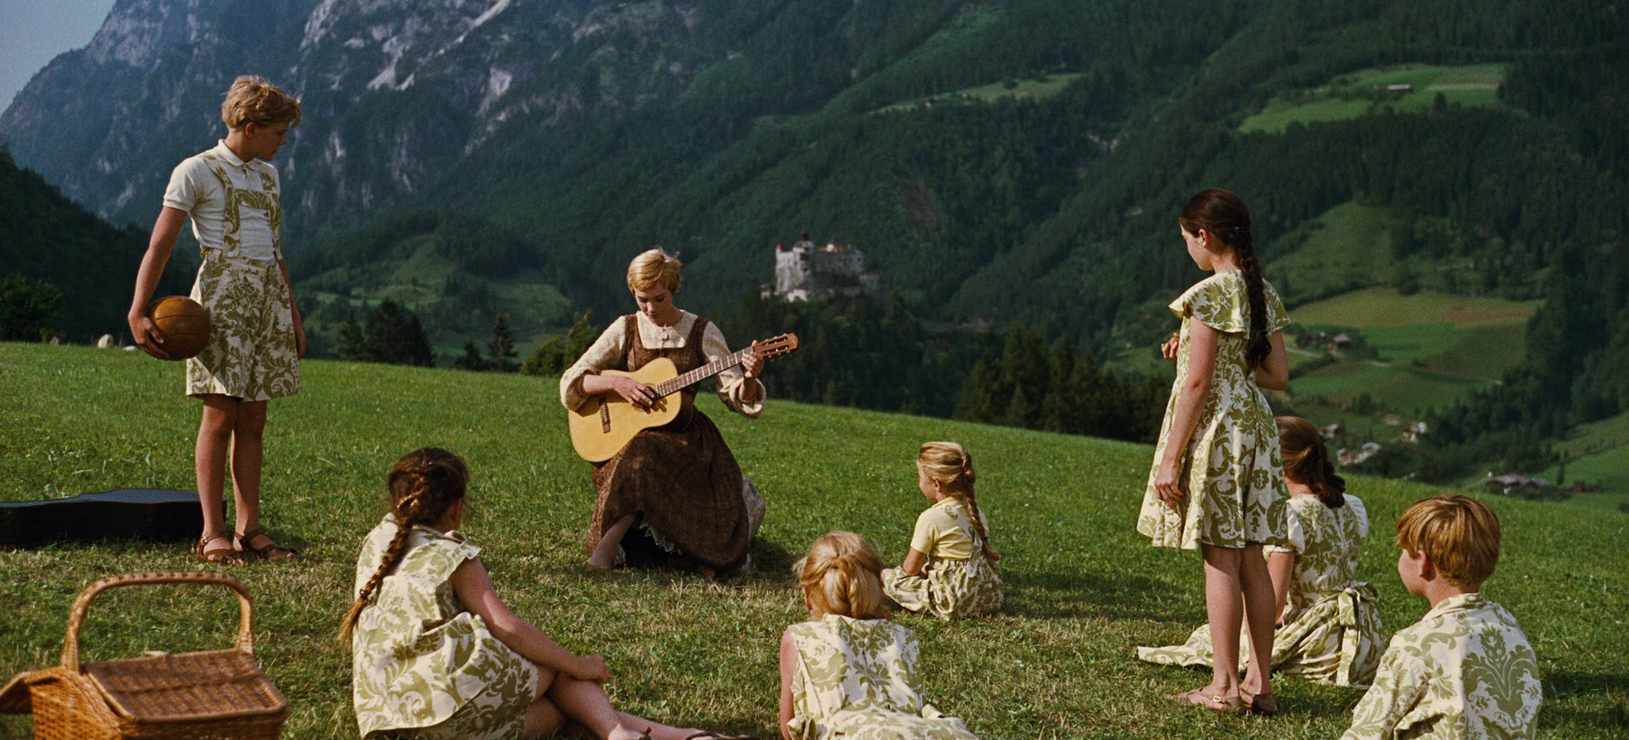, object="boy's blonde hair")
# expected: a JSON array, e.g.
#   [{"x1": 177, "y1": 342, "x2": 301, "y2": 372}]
[
  {"x1": 794, "y1": 531, "x2": 890, "y2": 620},
  {"x1": 627, "y1": 247, "x2": 682, "y2": 293},
  {"x1": 918, "y1": 442, "x2": 1000, "y2": 561},
  {"x1": 1395, "y1": 494, "x2": 1501, "y2": 589},
  {"x1": 221, "y1": 75, "x2": 301, "y2": 130}
]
